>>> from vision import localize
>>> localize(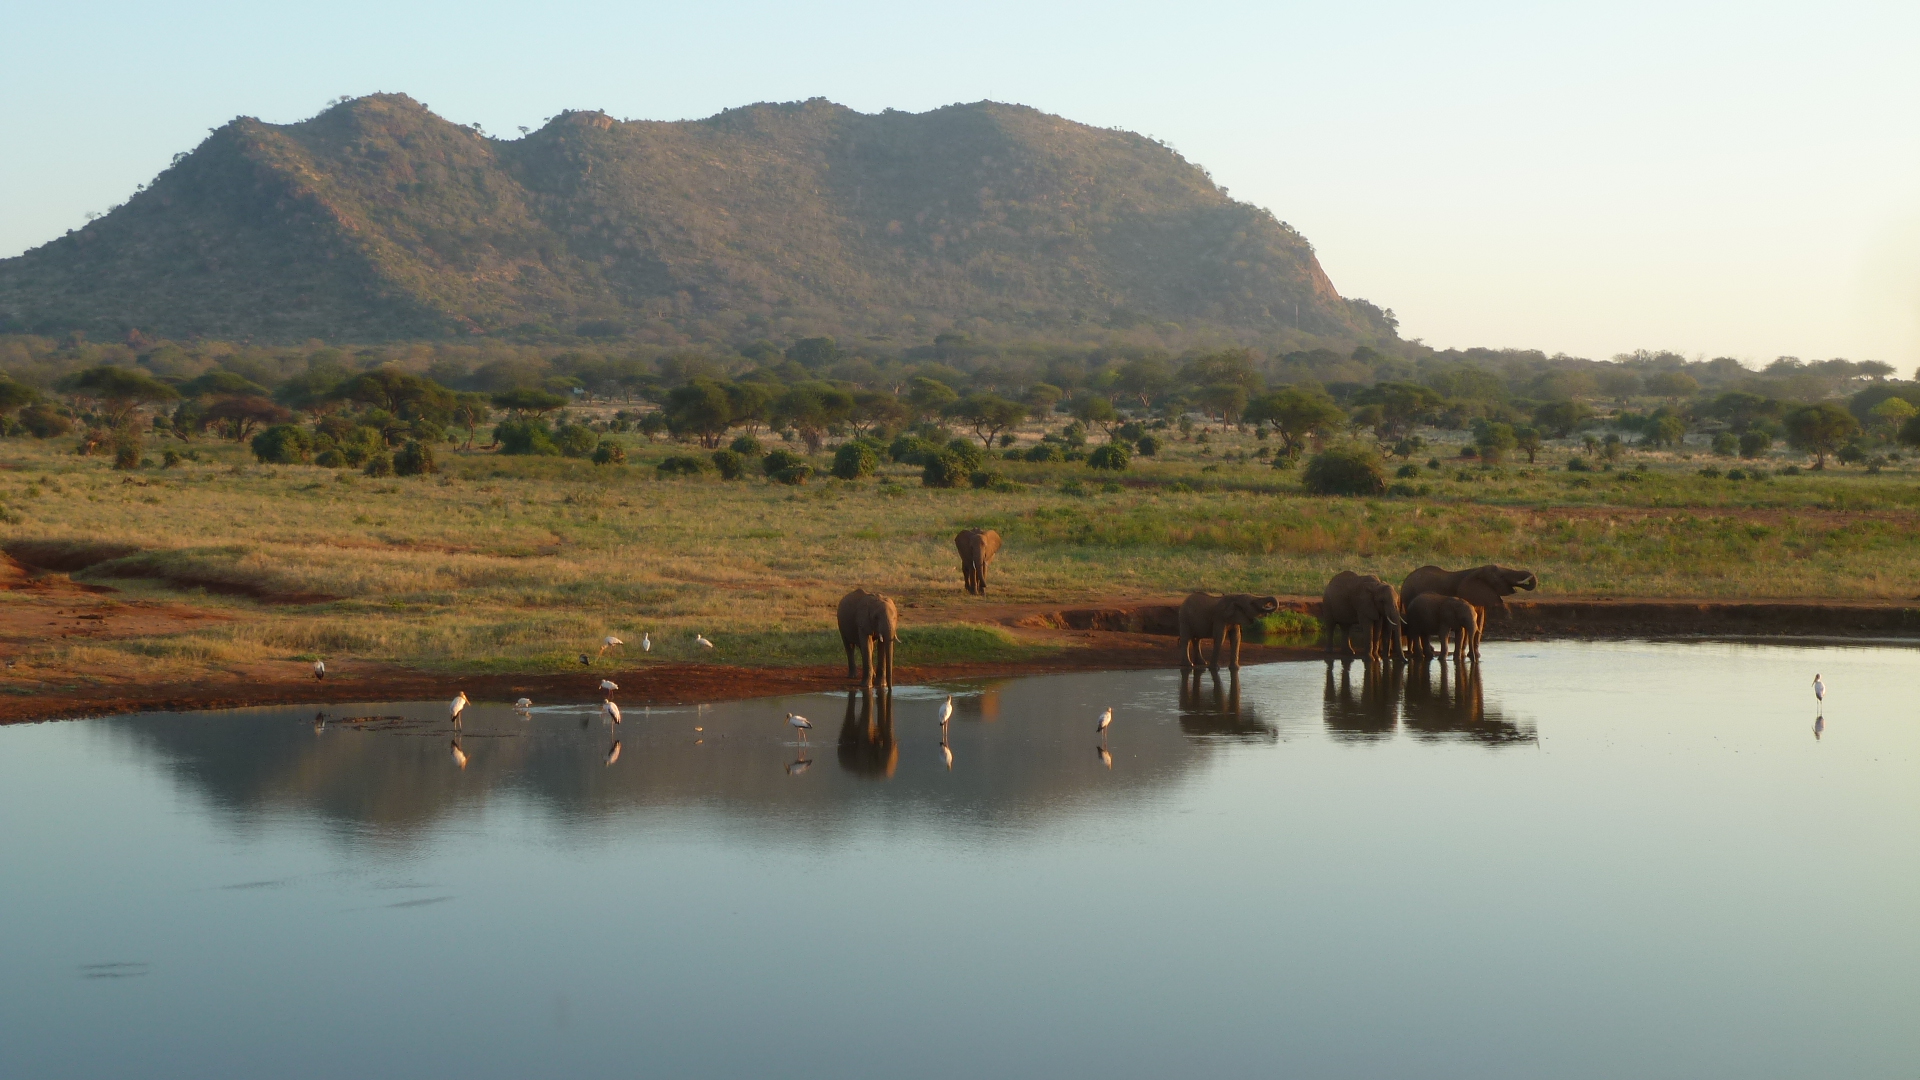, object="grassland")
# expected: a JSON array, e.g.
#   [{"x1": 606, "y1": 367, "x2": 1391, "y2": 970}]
[{"x1": 2, "y1": 420, "x2": 1917, "y2": 691}]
